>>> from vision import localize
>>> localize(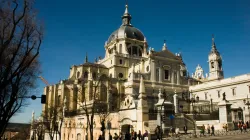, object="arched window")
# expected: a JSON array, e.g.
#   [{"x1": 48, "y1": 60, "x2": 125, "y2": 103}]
[
  {"x1": 118, "y1": 73, "x2": 123, "y2": 78},
  {"x1": 58, "y1": 95, "x2": 61, "y2": 105},
  {"x1": 127, "y1": 46, "x2": 143, "y2": 57},
  {"x1": 84, "y1": 71, "x2": 88, "y2": 79},
  {"x1": 128, "y1": 47, "x2": 132, "y2": 55},
  {"x1": 77, "y1": 133, "x2": 81, "y2": 140},
  {"x1": 132, "y1": 46, "x2": 137, "y2": 56},
  {"x1": 211, "y1": 62, "x2": 214, "y2": 68},
  {"x1": 100, "y1": 83, "x2": 107, "y2": 101},
  {"x1": 76, "y1": 71, "x2": 80, "y2": 78}
]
